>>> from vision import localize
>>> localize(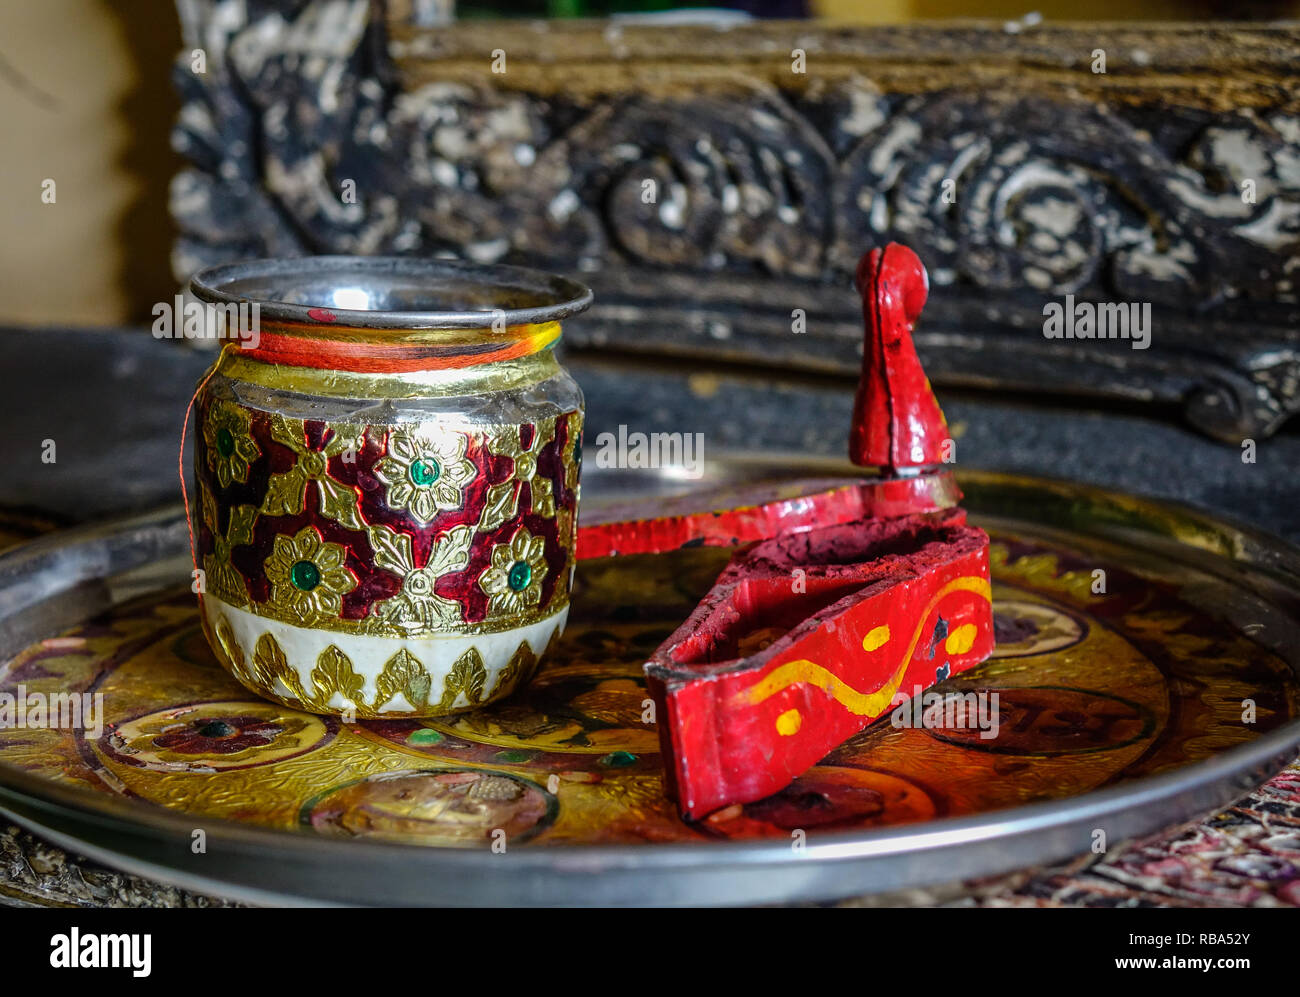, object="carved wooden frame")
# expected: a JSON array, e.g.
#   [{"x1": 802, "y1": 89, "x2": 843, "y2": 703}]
[{"x1": 171, "y1": 2, "x2": 1300, "y2": 440}]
